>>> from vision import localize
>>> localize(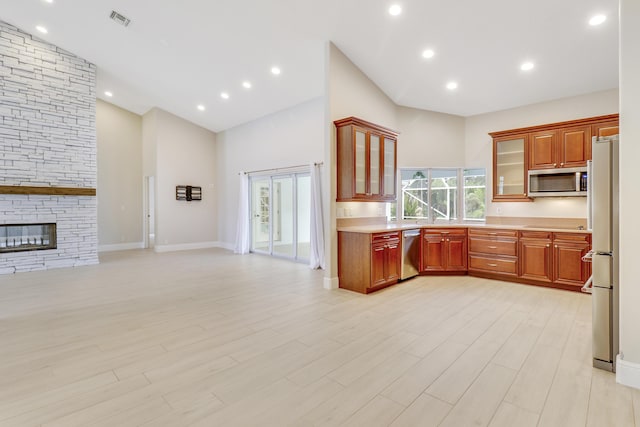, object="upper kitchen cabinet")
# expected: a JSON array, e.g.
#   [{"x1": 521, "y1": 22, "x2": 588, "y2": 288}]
[
  {"x1": 592, "y1": 120, "x2": 619, "y2": 138},
  {"x1": 491, "y1": 134, "x2": 530, "y2": 201},
  {"x1": 490, "y1": 114, "x2": 618, "y2": 200},
  {"x1": 529, "y1": 130, "x2": 557, "y2": 170},
  {"x1": 335, "y1": 117, "x2": 398, "y2": 202},
  {"x1": 529, "y1": 126, "x2": 591, "y2": 170}
]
